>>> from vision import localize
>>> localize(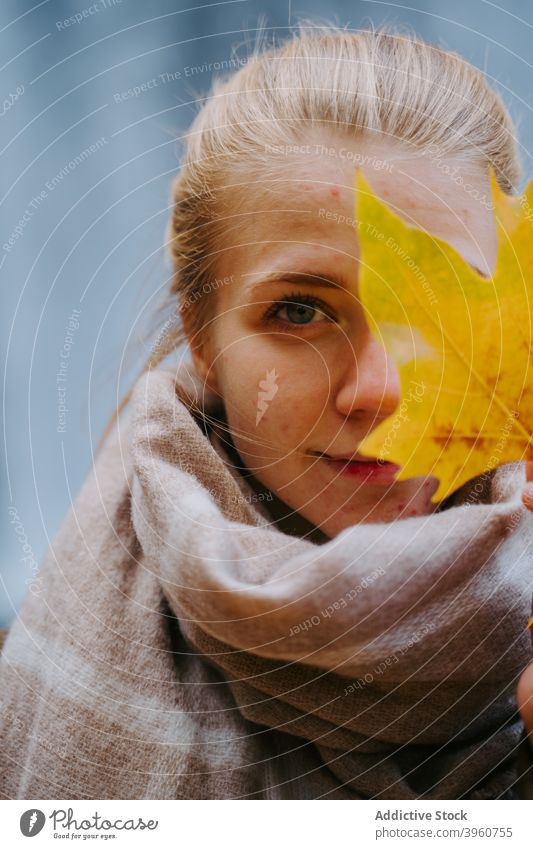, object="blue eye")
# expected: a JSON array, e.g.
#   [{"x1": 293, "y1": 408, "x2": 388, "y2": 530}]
[{"x1": 263, "y1": 291, "x2": 334, "y2": 327}]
